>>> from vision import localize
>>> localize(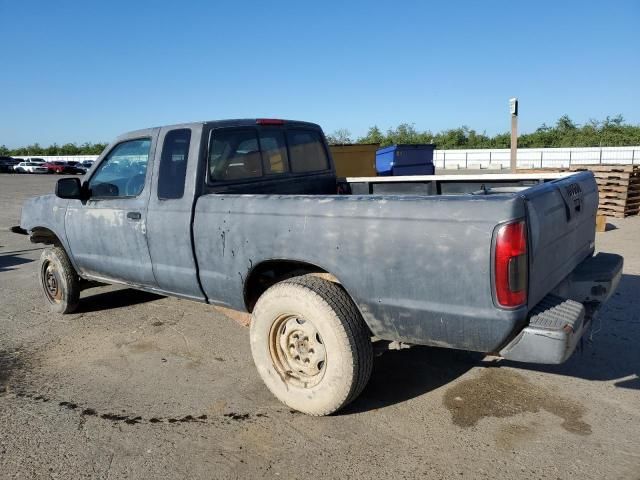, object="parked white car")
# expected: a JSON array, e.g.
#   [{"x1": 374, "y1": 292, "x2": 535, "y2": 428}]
[
  {"x1": 14, "y1": 162, "x2": 49, "y2": 174},
  {"x1": 25, "y1": 158, "x2": 47, "y2": 165}
]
